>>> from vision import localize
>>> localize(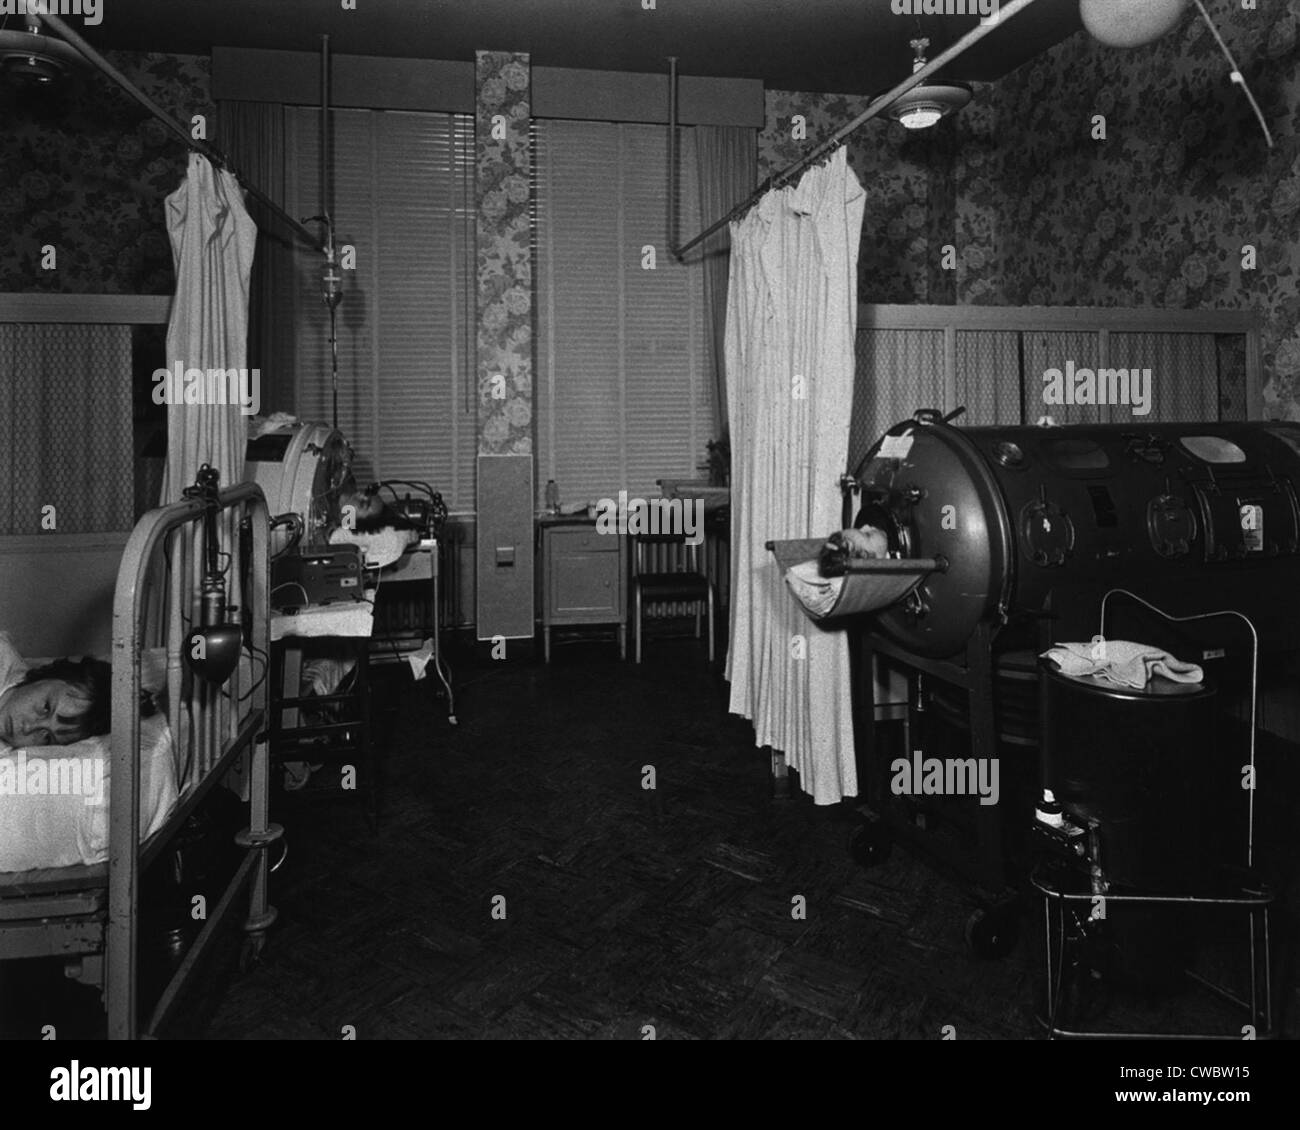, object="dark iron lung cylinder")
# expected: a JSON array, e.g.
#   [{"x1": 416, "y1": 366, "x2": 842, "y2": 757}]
[
  {"x1": 1041, "y1": 664, "x2": 1218, "y2": 892},
  {"x1": 853, "y1": 418, "x2": 1300, "y2": 658}
]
